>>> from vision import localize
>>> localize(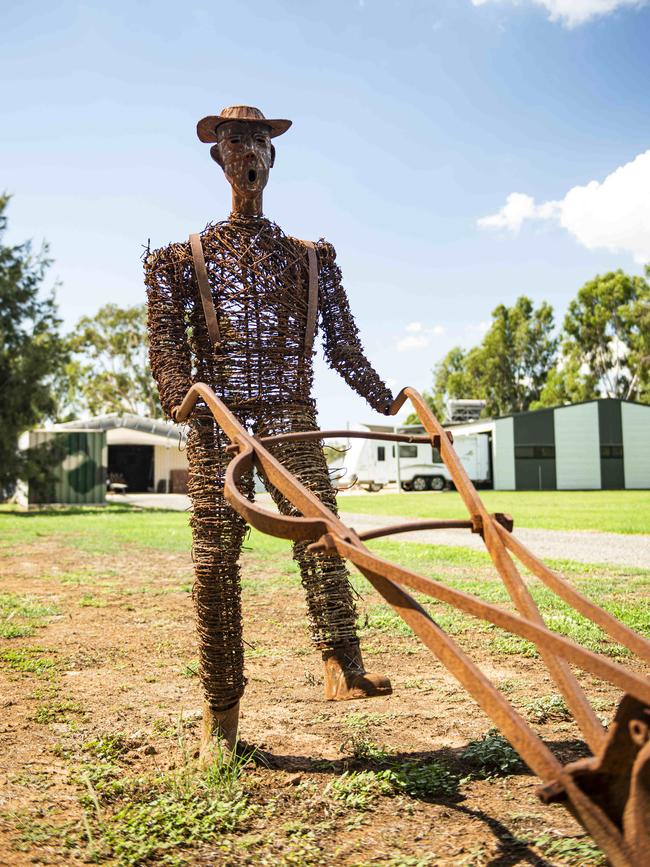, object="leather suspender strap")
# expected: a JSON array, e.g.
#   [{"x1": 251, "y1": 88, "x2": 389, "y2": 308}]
[
  {"x1": 301, "y1": 240, "x2": 318, "y2": 354},
  {"x1": 189, "y1": 231, "x2": 316, "y2": 354},
  {"x1": 189, "y1": 233, "x2": 221, "y2": 348}
]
